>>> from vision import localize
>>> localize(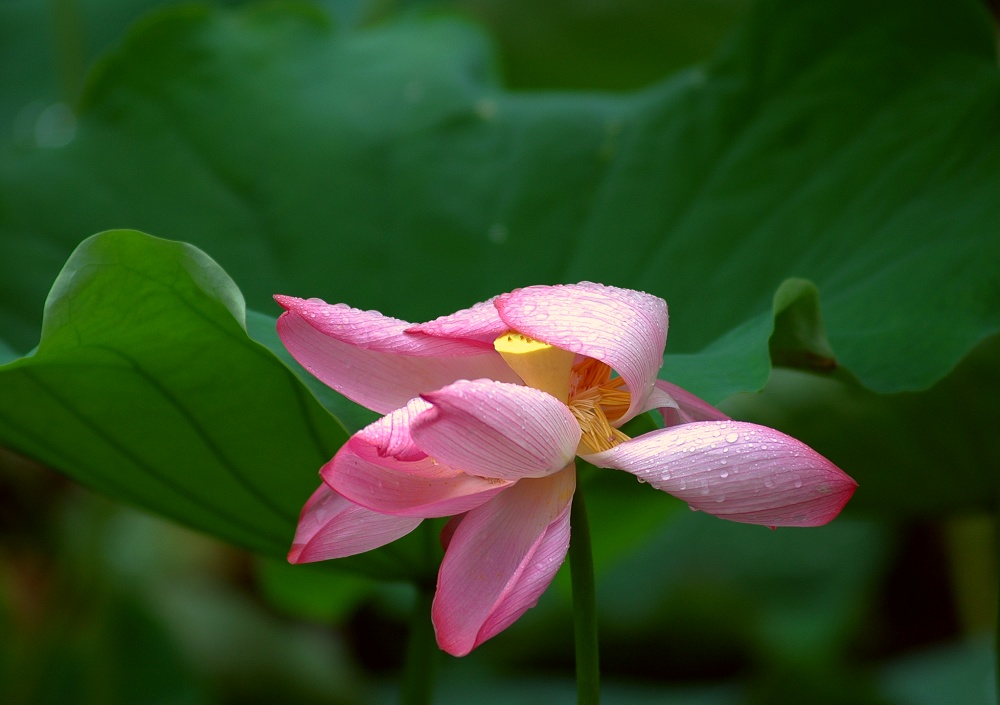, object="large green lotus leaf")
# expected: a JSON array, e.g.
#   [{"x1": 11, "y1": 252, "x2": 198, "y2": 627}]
[
  {"x1": 0, "y1": 230, "x2": 350, "y2": 558},
  {"x1": 1, "y1": 0, "x2": 997, "y2": 404},
  {"x1": 443, "y1": 0, "x2": 750, "y2": 92}
]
